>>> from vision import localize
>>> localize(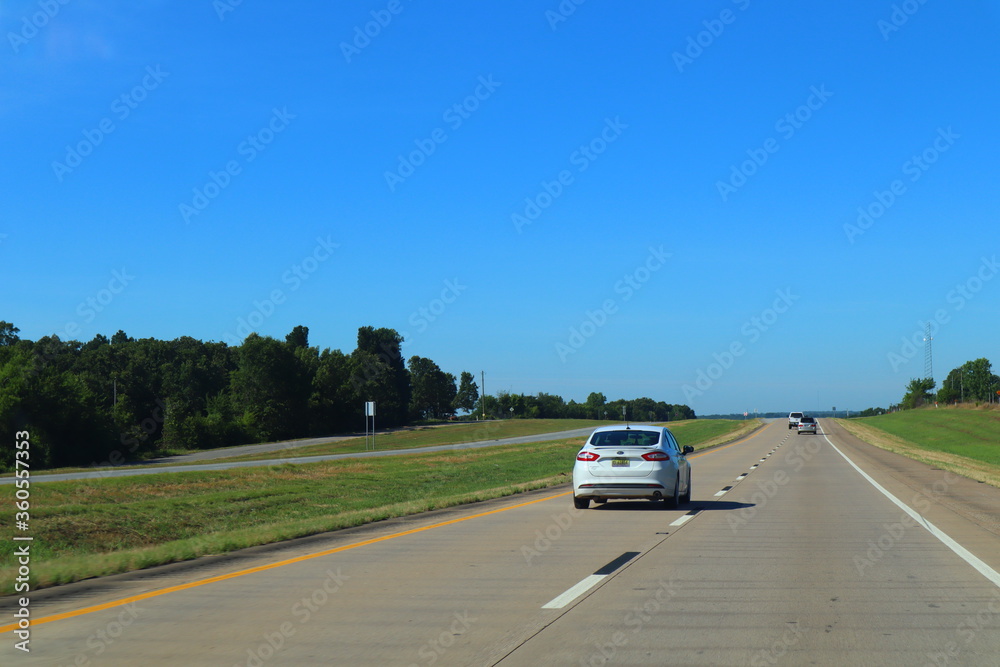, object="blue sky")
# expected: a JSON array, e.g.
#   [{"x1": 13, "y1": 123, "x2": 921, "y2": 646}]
[{"x1": 3, "y1": 1, "x2": 998, "y2": 415}]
